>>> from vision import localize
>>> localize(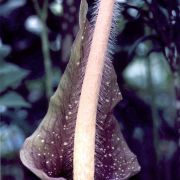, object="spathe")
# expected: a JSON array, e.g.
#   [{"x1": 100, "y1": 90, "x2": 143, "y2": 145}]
[{"x1": 20, "y1": 0, "x2": 141, "y2": 179}]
